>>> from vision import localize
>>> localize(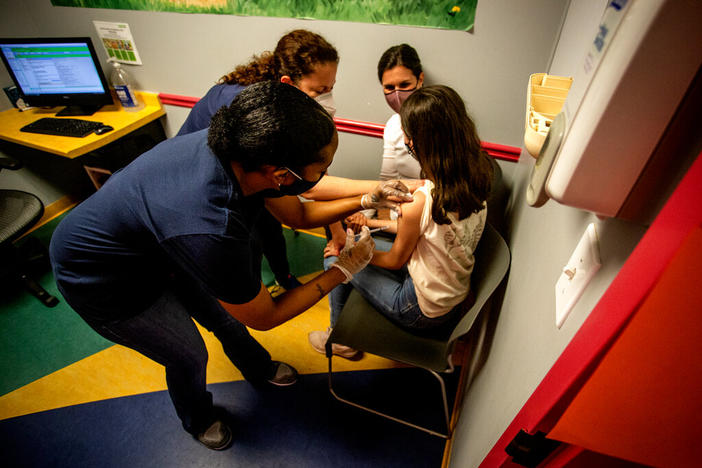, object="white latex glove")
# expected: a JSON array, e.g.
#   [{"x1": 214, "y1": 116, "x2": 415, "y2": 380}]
[
  {"x1": 361, "y1": 180, "x2": 413, "y2": 214},
  {"x1": 331, "y1": 226, "x2": 375, "y2": 283}
]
